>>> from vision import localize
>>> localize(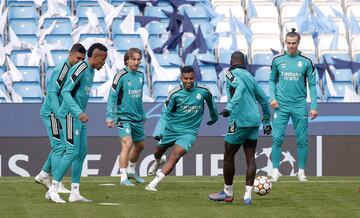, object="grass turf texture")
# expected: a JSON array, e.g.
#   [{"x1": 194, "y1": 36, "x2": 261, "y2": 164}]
[{"x1": 1, "y1": 176, "x2": 360, "y2": 218}]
